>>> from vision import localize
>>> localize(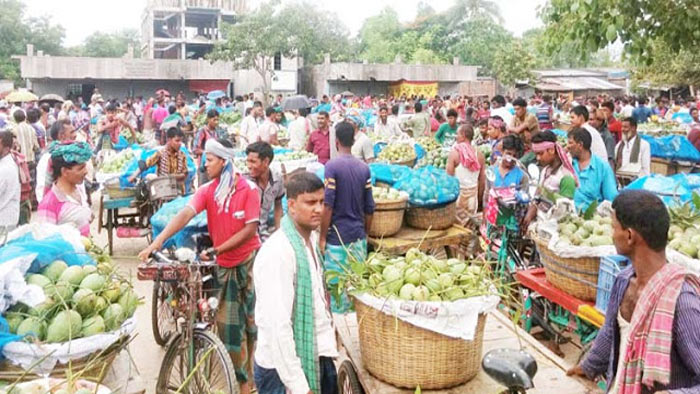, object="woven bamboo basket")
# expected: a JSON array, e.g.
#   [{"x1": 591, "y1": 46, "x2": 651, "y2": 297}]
[
  {"x1": 368, "y1": 197, "x2": 408, "y2": 237},
  {"x1": 405, "y1": 201, "x2": 456, "y2": 230},
  {"x1": 534, "y1": 236, "x2": 600, "y2": 301},
  {"x1": 0, "y1": 335, "x2": 129, "y2": 382},
  {"x1": 355, "y1": 297, "x2": 486, "y2": 389},
  {"x1": 104, "y1": 178, "x2": 135, "y2": 199}
]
